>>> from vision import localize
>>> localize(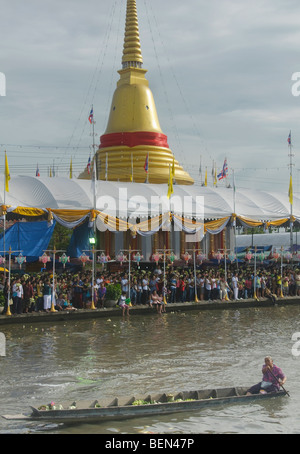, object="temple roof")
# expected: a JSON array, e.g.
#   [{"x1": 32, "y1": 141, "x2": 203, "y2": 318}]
[{"x1": 0, "y1": 175, "x2": 298, "y2": 222}]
